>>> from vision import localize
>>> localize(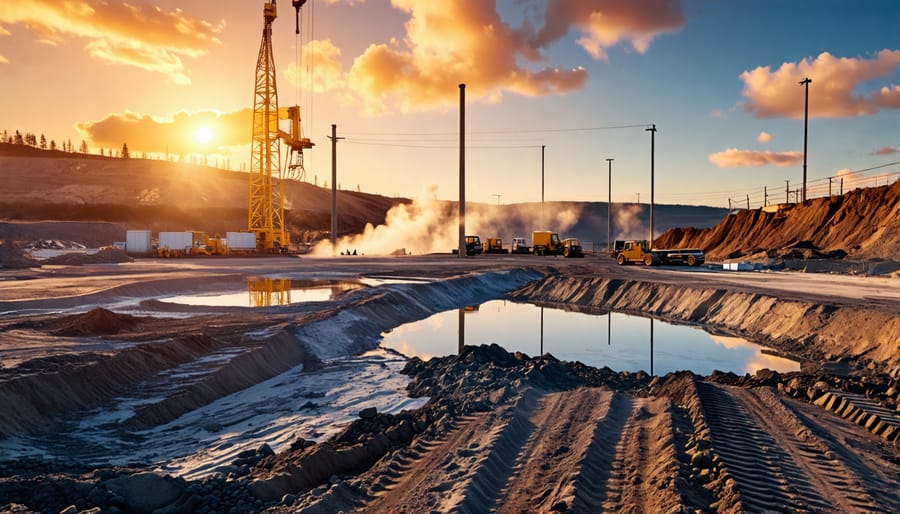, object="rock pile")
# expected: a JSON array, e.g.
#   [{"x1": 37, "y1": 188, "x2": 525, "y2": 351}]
[
  {"x1": 0, "y1": 240, "x2": 40, "y2": 269},
  {"x1": 42, "y1": 247, "x2": 132, "y2": 266}
]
